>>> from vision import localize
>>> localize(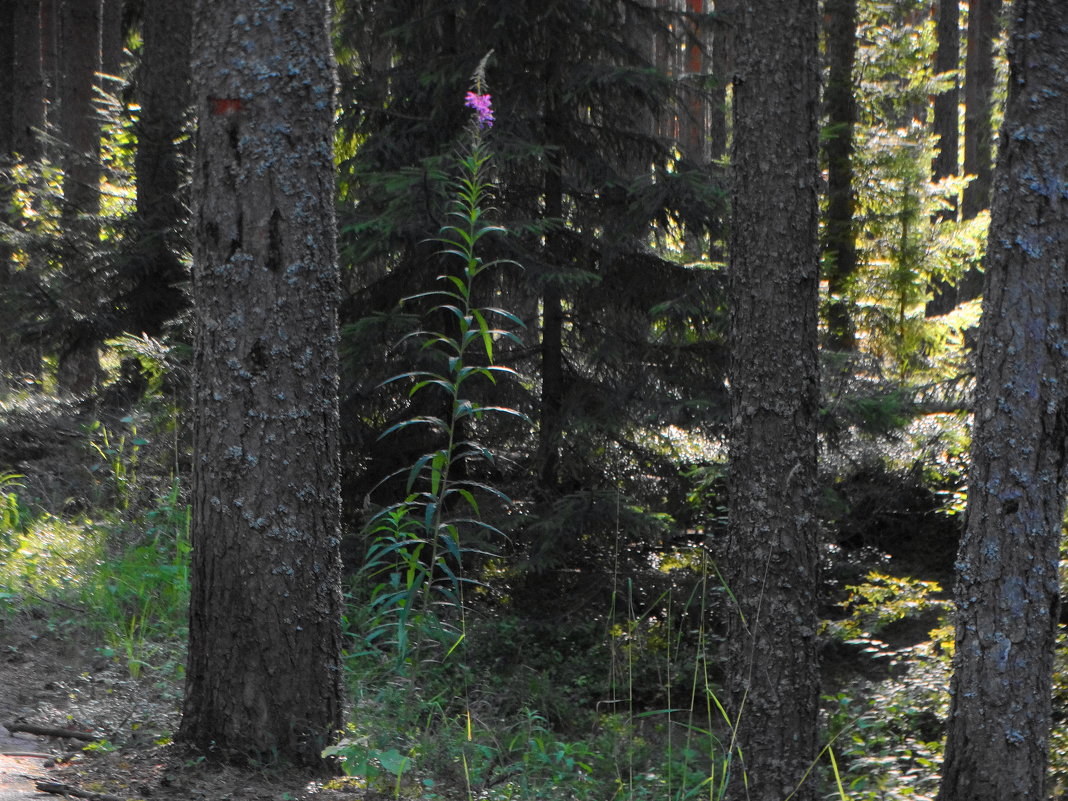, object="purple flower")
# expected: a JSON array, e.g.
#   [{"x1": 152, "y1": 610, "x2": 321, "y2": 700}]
[{"x1": 464, "y1": 92, "x2": 494, "y2": 128}]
